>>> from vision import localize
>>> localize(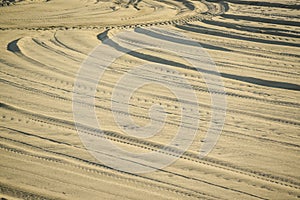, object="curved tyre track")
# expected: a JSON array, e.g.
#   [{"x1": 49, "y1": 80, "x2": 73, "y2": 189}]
[
  {"x1": 1, "y1": 0, "x2": 299, "y2": 199},
  {"x1": 1, "y1": 102, "x2": 299, "y2": 190}
]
